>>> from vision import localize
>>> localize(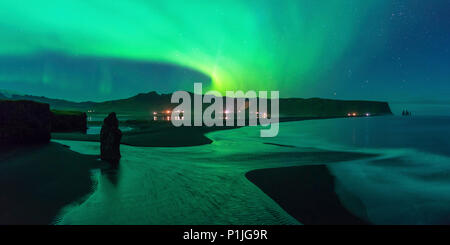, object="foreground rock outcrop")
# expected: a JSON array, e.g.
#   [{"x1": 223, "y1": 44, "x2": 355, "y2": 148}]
[
  {"x1": 0, "y1": 100, "x2": 52, "y2": 145},
  {"x1": 100, "y1": 112, "x2": 122, "y2": 163}
]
